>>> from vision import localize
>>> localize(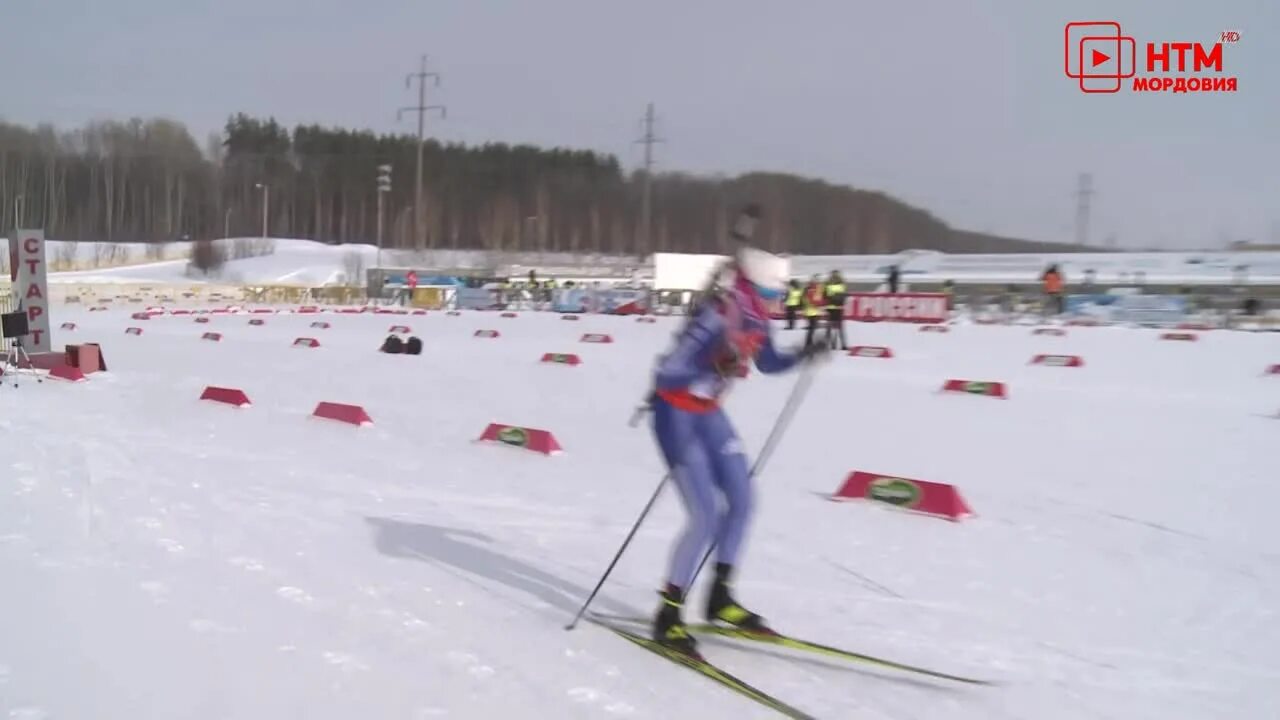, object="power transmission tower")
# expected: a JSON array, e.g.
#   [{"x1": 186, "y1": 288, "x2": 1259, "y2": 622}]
[
  {"x1": 634, "y1": 102, "x2": 664, "y2": 255},
  {"x1": 1073, "y1": 172, "x2": 1094, "y2": 247},
  {"x1": 376, "y1": 164, "x2": 392, "y2": 270},
  {"x1": 398, "y1": 55, "x2": 446, "y2": 250}
]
